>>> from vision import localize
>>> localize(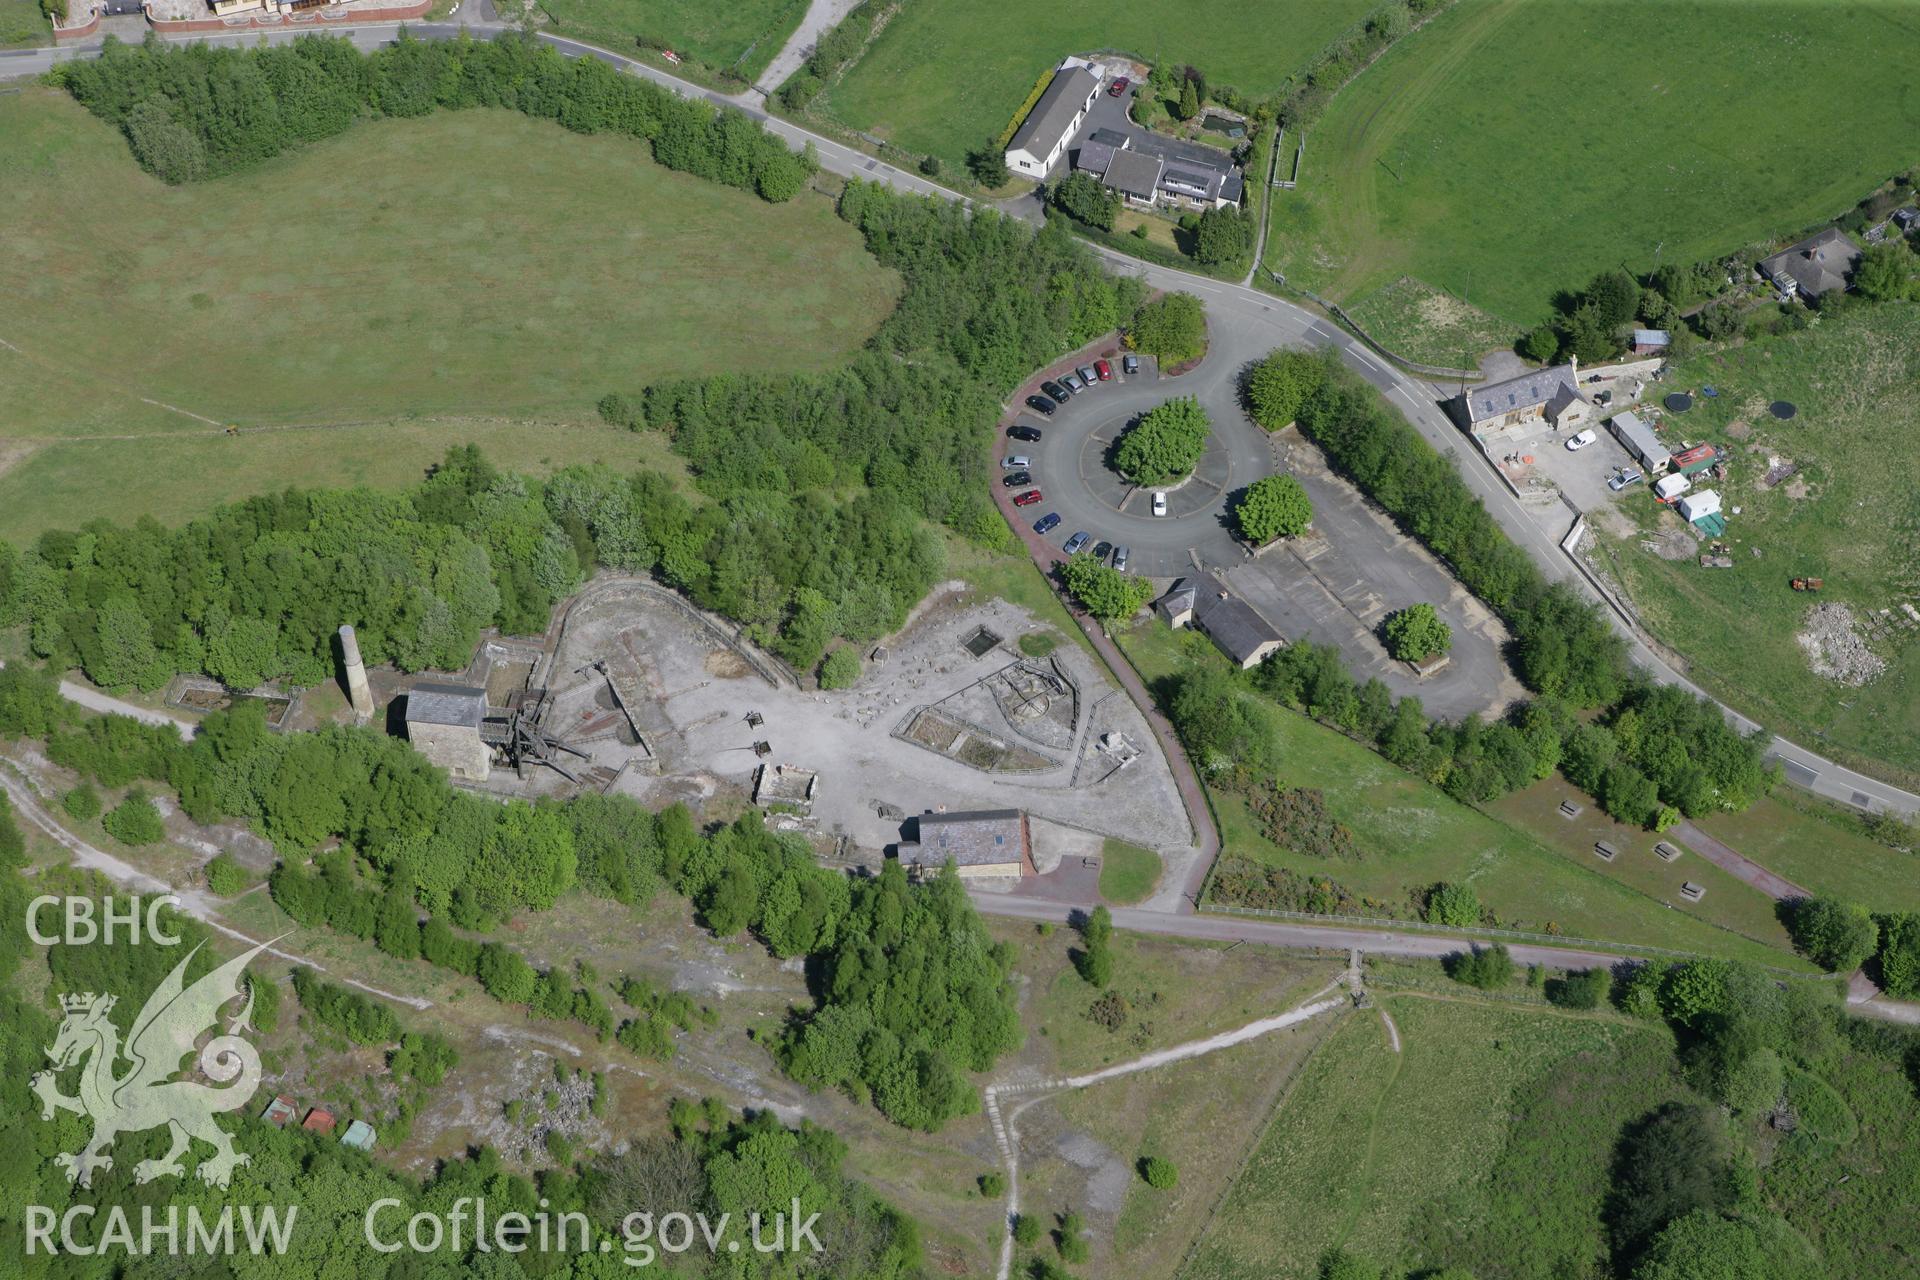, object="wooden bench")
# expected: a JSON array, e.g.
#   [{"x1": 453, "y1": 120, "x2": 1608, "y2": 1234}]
[
  {"x1": 1679, "y1": 881, "x2": 1706, "y2": 903},
  {"x1": 1594, "y1": 840, "x2": 1618, "y2": 861},
  {"x1": 1654, "y1": 841, "x2": 1682, "y2": 862}
]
